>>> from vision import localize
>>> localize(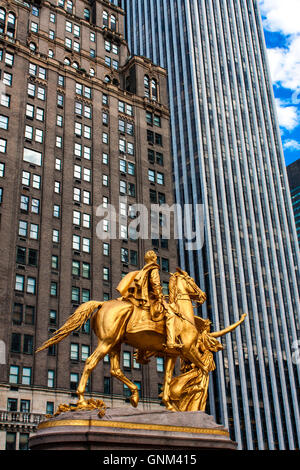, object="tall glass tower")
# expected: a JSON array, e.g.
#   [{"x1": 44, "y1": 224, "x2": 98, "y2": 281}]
[{"x1": 121, "y1": 0, "x2": 300, "y2": 450}]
